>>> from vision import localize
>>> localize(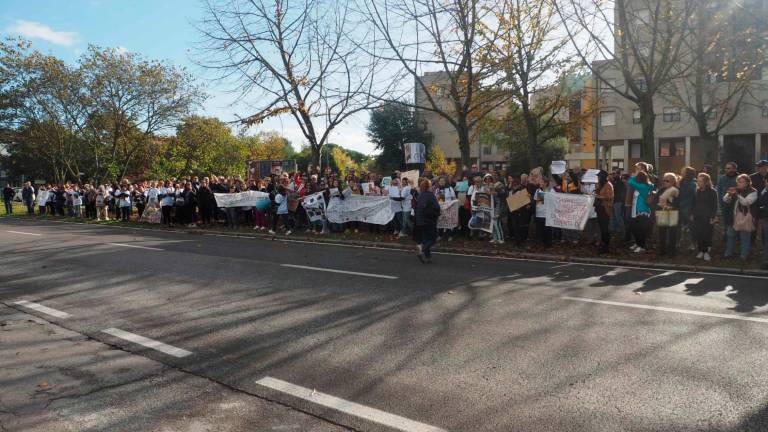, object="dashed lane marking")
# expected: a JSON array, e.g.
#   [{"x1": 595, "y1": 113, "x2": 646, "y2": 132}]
[
  {"x1": 107, "y1": 242, "x2": 164, "y2": 251},
  {"x1": 281, "y1": 264, "x2": 398, "y2": 280},
  {"x1": 13, "y1": 300, "x2": 72, "y2": 319},
  {"x1": 255, "y1": 376, "x2": 446, "y2": 432},
  {"x1": 102, "y1": 328, "x2": 192, "y2": 358}
]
